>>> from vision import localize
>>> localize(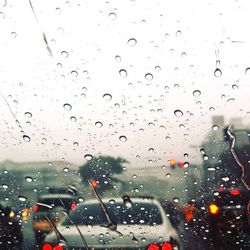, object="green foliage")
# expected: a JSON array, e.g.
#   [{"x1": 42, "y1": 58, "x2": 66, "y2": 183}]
[{"x1": 79, "y1": 156, "x2": 128, "y2": 194}]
